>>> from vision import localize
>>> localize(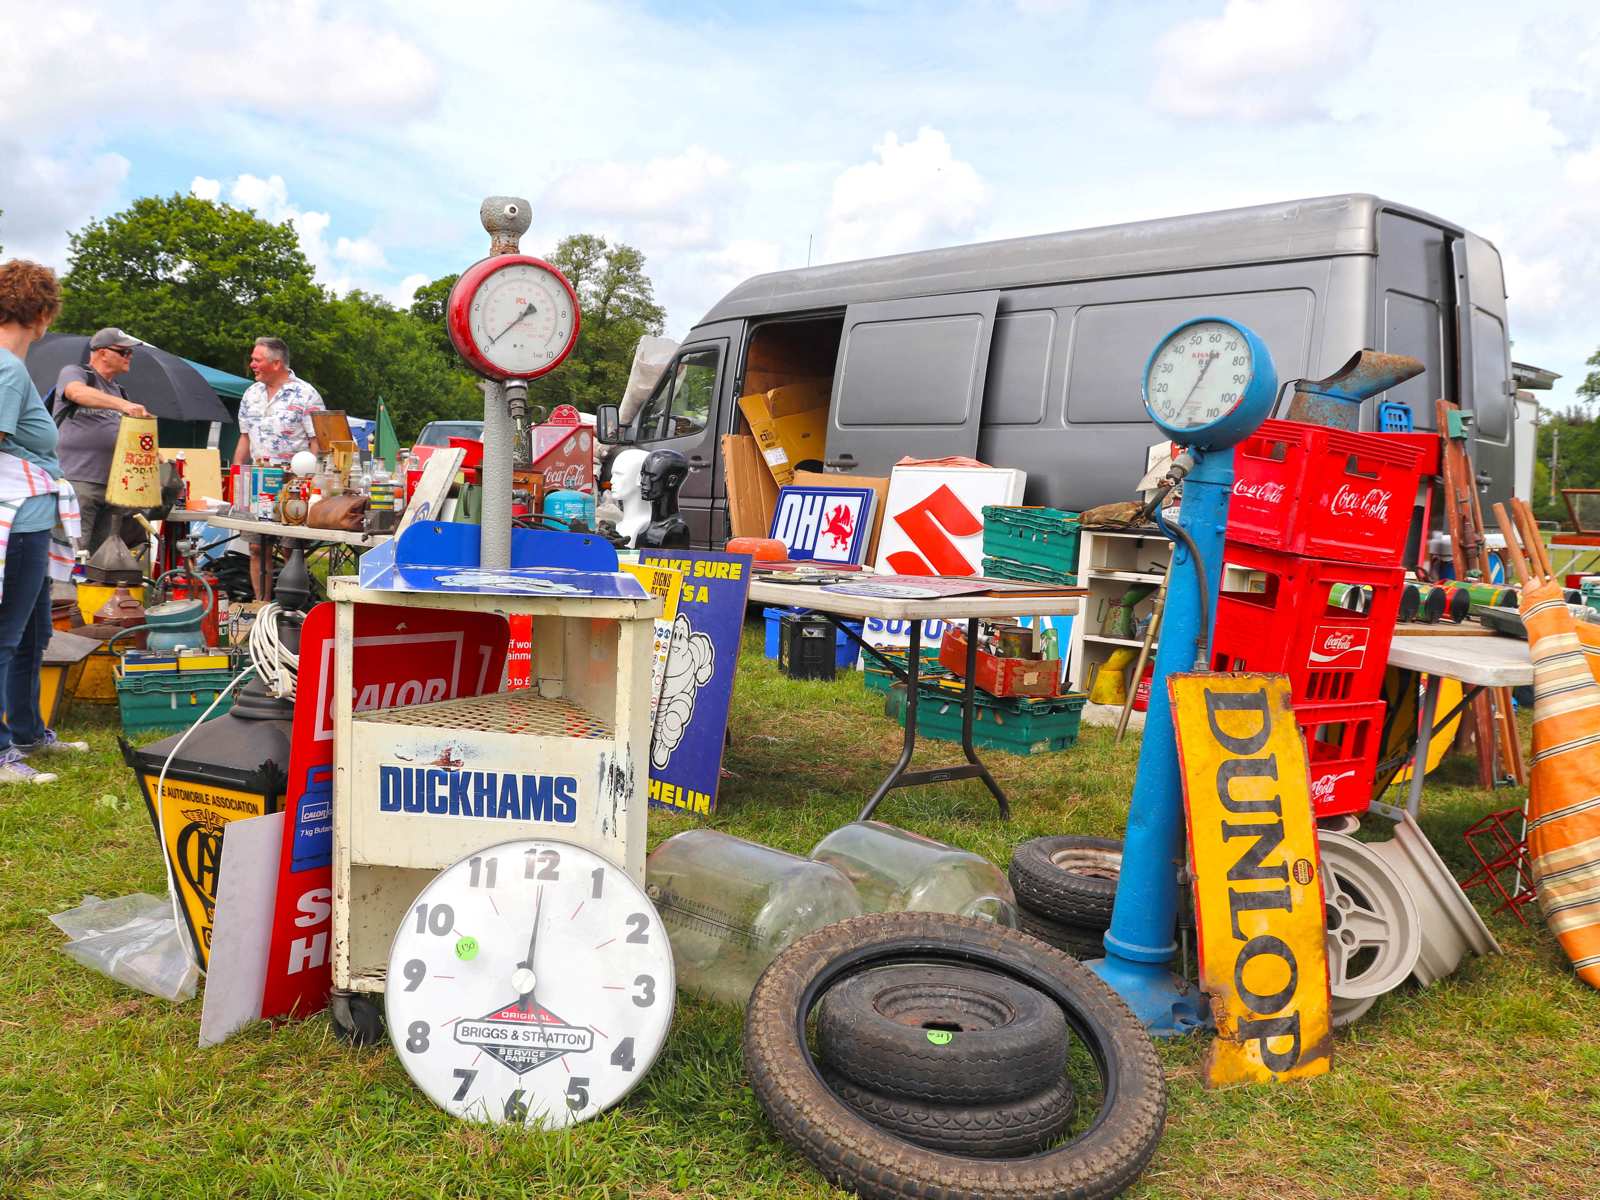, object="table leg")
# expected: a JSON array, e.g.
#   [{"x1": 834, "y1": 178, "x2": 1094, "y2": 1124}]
[
  {"x1": 854, "y1": 617, "x2": 1012, "y2": 823},
  {"x1": 859, "y1": 621, "x2": 922, "y2": 821},
  {"x1": 958, "y1": 618, "x2": 1009, "y2": 819},
  {"x1": 1407, "y1": 674, "x2": 1441, "y2": 817}
]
